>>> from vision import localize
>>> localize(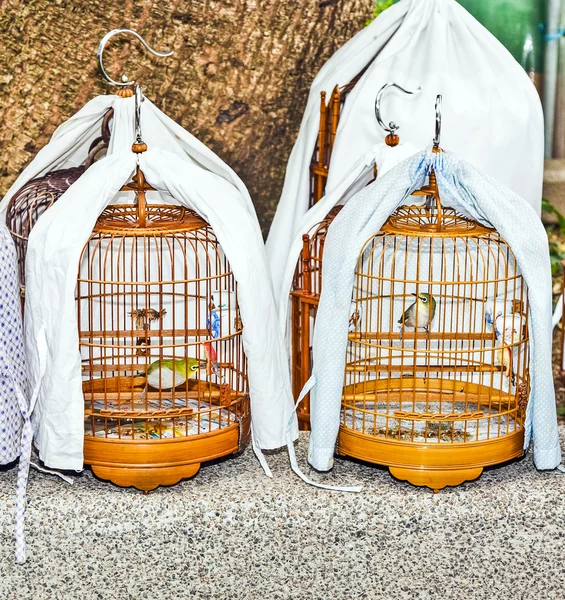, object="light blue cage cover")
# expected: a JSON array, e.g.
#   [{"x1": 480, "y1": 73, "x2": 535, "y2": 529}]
[{"x1": 304, "y1": 149, "x2": 561, "y2": 474}]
